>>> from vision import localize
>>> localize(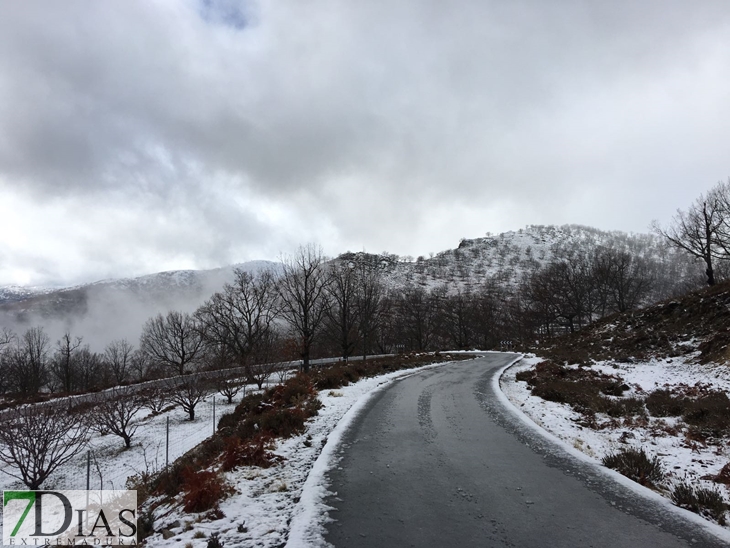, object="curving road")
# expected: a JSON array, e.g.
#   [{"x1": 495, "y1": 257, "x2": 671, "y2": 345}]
[{"x1": 323, "y1": 353, "x2": 726, "y2": 547}]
